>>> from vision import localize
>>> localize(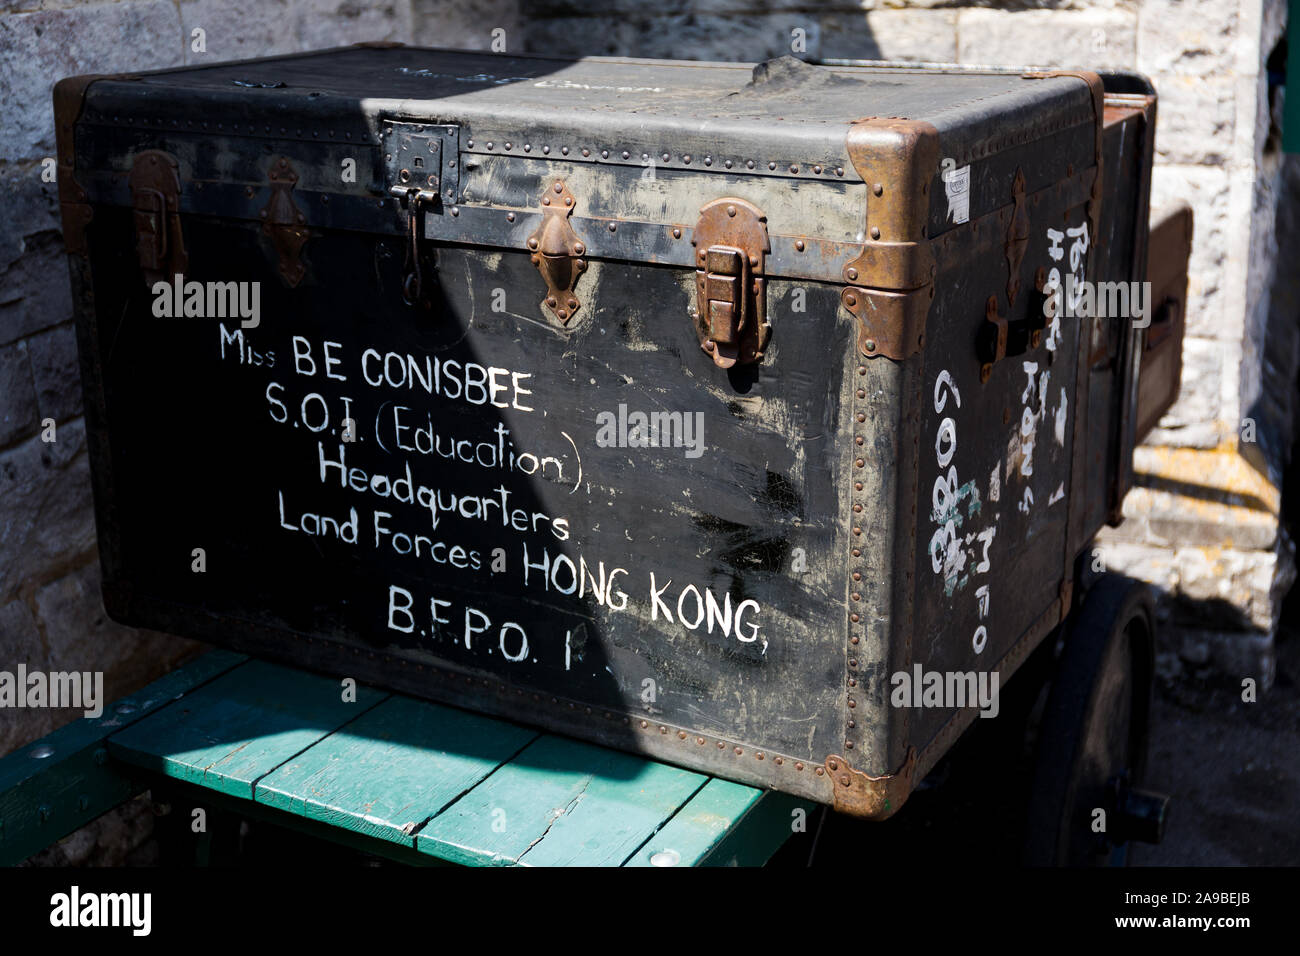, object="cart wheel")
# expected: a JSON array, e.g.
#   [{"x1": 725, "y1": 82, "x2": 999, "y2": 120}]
[{"x1": 1022, "y1": 573, "x2": 1170, "y2": 866}]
